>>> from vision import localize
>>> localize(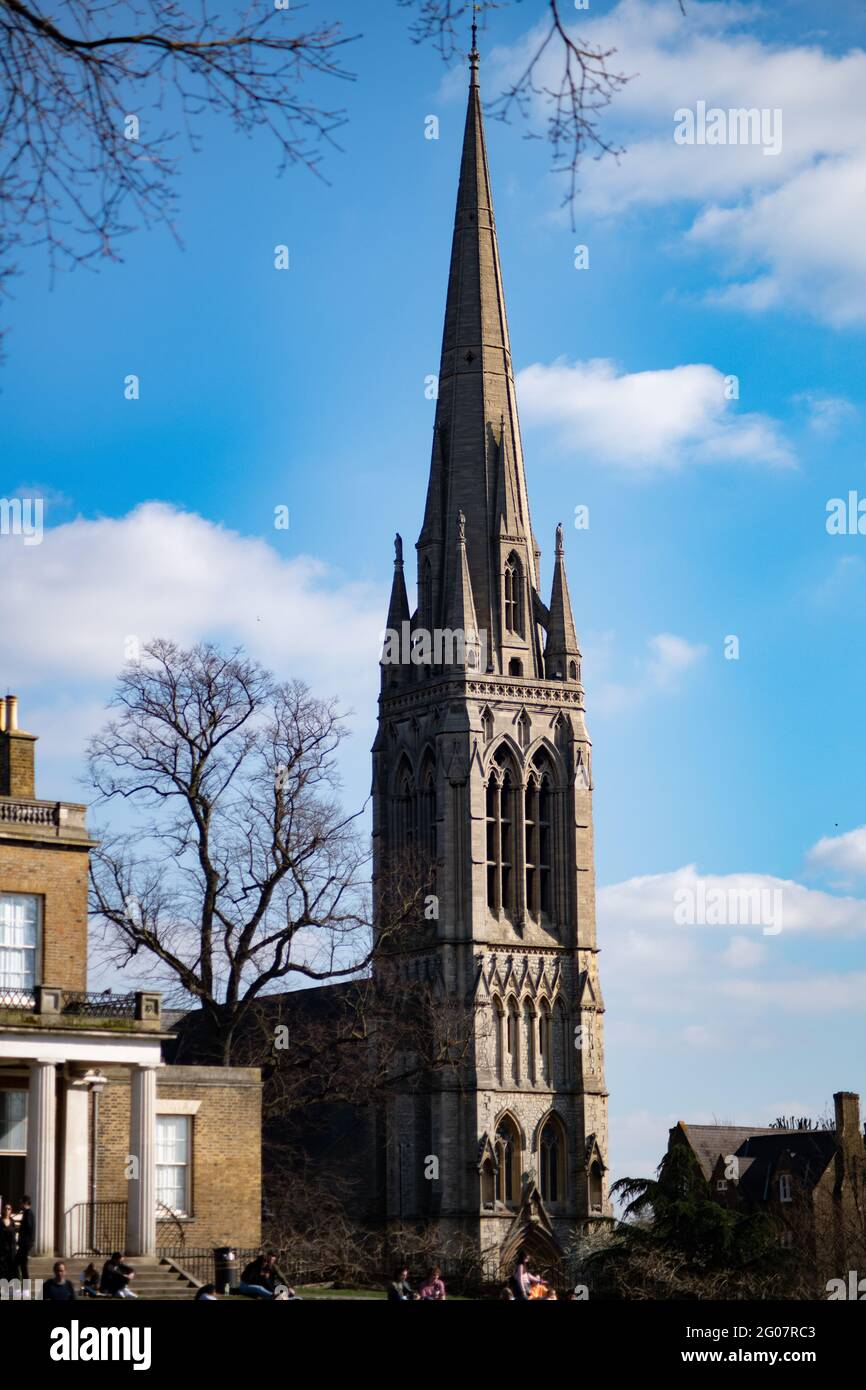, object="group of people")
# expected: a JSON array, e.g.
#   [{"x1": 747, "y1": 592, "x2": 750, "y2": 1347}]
[
  {"x1": 389, "y1": 1249, "x2": 577, "y2": 1302},
  {"x1": 388, "y1": 1264, "x2": 447, "y2": 1301},
  {"x1": 0, "y1": 1197, "x2": 34, "y2": 1281},
  {"x1": 42, "y1": 1253, "x2": 138, "y2": 1301}
]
